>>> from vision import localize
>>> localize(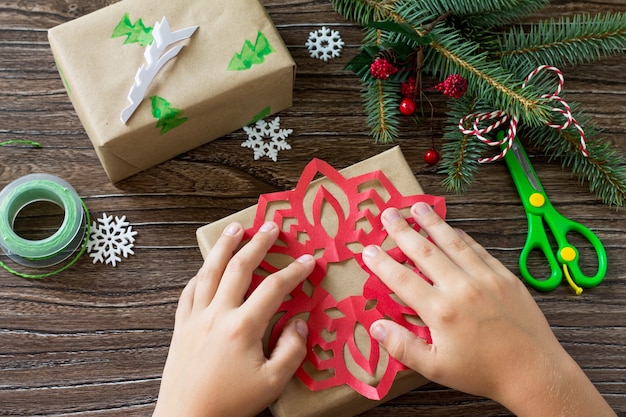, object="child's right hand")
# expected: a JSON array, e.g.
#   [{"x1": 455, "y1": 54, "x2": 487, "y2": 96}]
[{"x1": 362, "y1": 202, "x2": 616, "y2": 417}]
